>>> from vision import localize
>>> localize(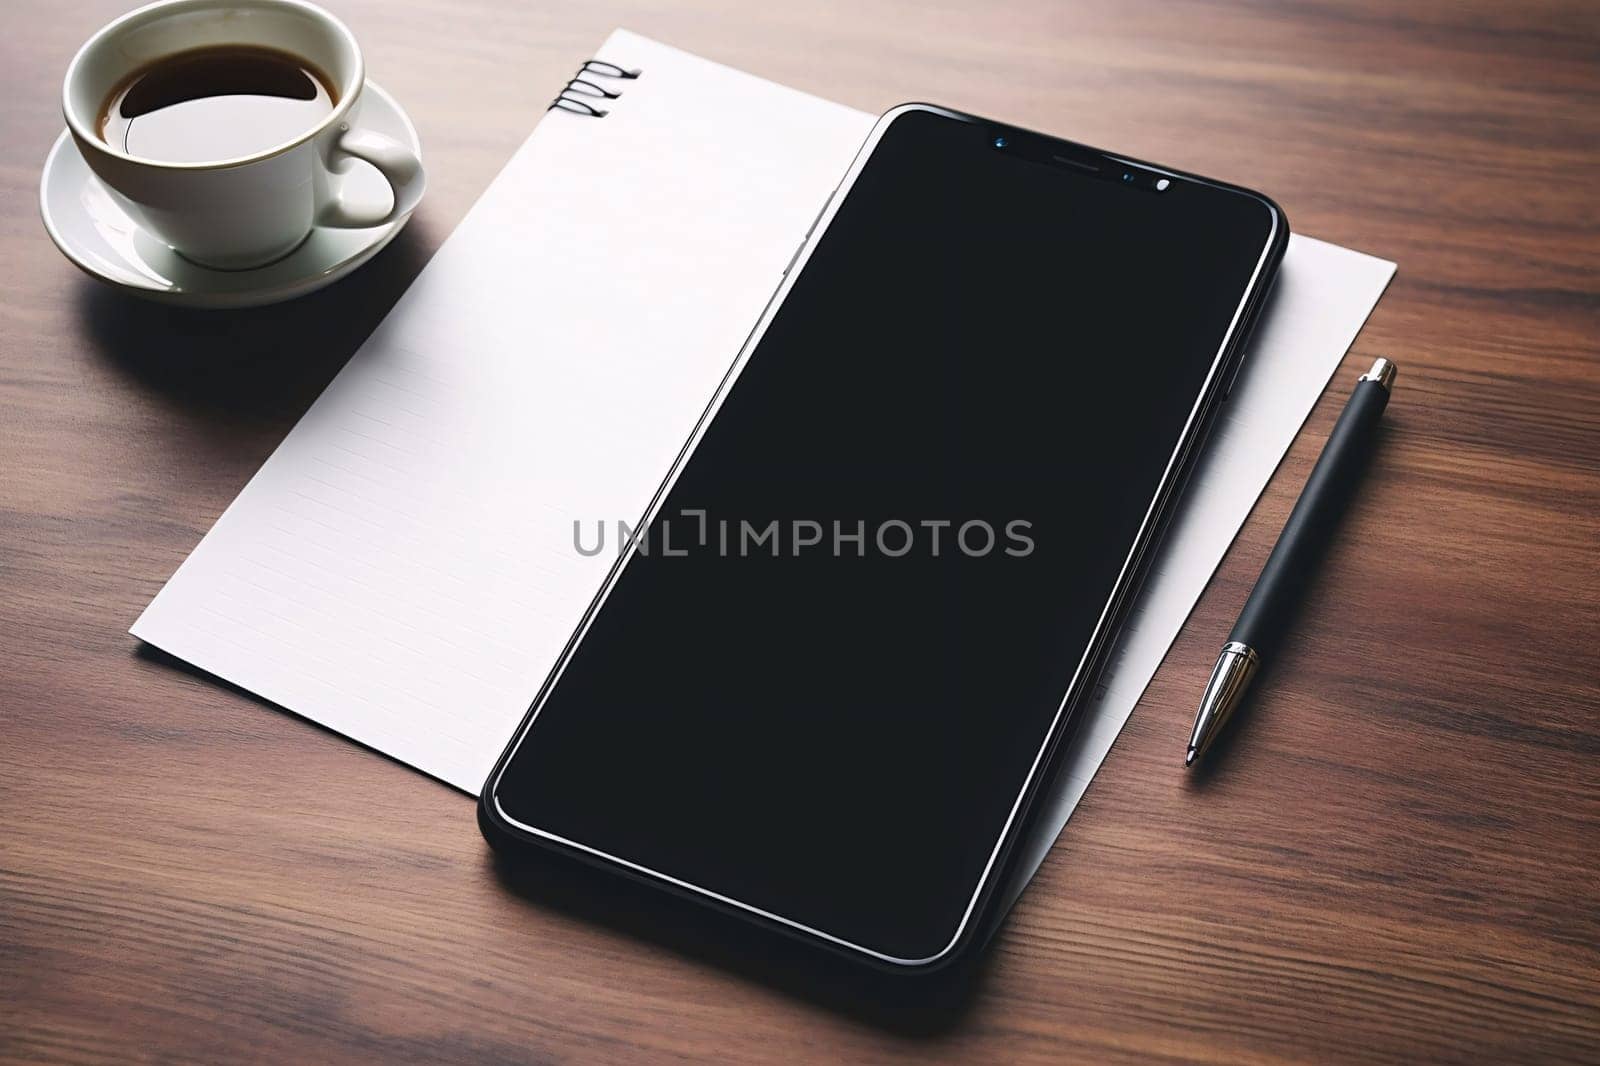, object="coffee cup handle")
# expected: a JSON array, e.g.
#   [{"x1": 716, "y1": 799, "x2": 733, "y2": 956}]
[{"x1": 320, "y1": 126, "x2": 426, "y2": 228}]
